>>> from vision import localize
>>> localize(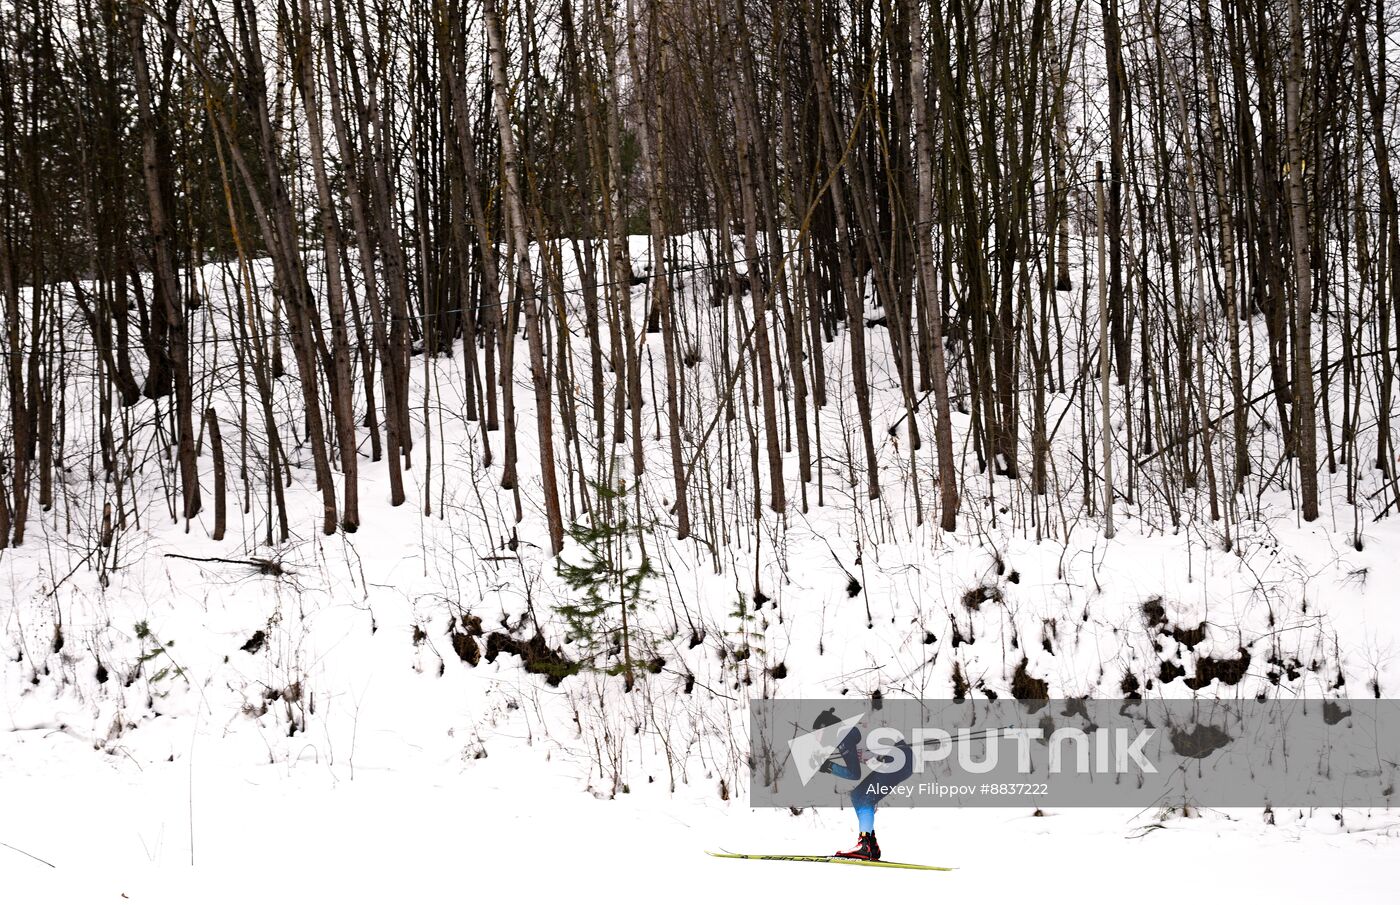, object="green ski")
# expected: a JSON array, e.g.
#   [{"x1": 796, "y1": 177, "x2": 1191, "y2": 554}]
[{"x1": 706, "y1": 851, "x2": 953, "y2": 871}]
